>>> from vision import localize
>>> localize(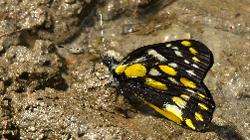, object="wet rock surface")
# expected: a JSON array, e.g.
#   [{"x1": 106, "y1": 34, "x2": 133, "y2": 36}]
[{"x1": 0, "y1": 0, "x2": 250, "y2": 139}]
